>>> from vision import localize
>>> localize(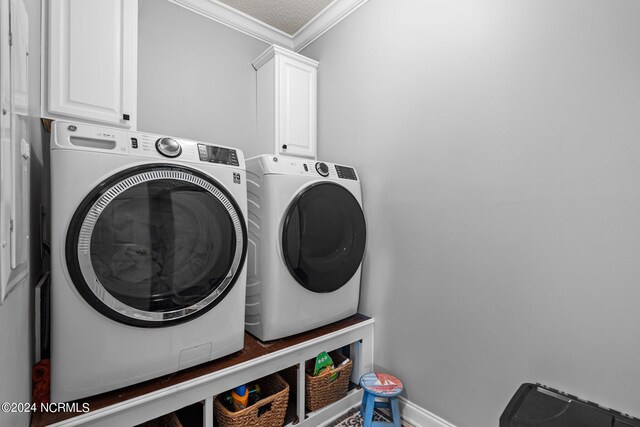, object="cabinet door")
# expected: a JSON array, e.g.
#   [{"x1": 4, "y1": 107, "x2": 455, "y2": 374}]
[
  {"x1": 277, "y1": 55, "x2": 317, "y2": 159},
  {"x1": 48, "y1": 0, "x2": 137, "y2": 129}
]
